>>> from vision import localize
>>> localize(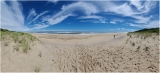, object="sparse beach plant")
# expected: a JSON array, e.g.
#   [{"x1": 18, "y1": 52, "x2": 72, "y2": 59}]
[
  {"x1": 39, "y1": 51, "x2": 42, "y2": 57},
  {"x1": 144, "y1": 37, "x2": 146, "y2": 39},
  {"x1": 132, "y1": 42, "x2": 135, "y2": 46},
  {"x1": 144, "y1": 46, "x2": 150, "y2": 51},
  {"x1": 141, "y1": 37, "x2": 143, "y2": 39},
  {"x1": 126, "y1": 39, "x2": 129, "y2": 44},
  {"x1": 130, "y1": 35, "x2": 132, "y2": 38},
  {"x1": 130, "y1": 41, "x2": 132, "y2": 43},
  {"x1": 137, "y1": 46, "x2": 141, "y2": 51},
  {"x1": 34, "y1": 66, "x2": 40, "y2": 72},
  {"x1": 4, "y1": 42, "x2": 8, "y2": 46},
  {"x1": 14, "y1": 45, "x2": 19, "y2": 51}
]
